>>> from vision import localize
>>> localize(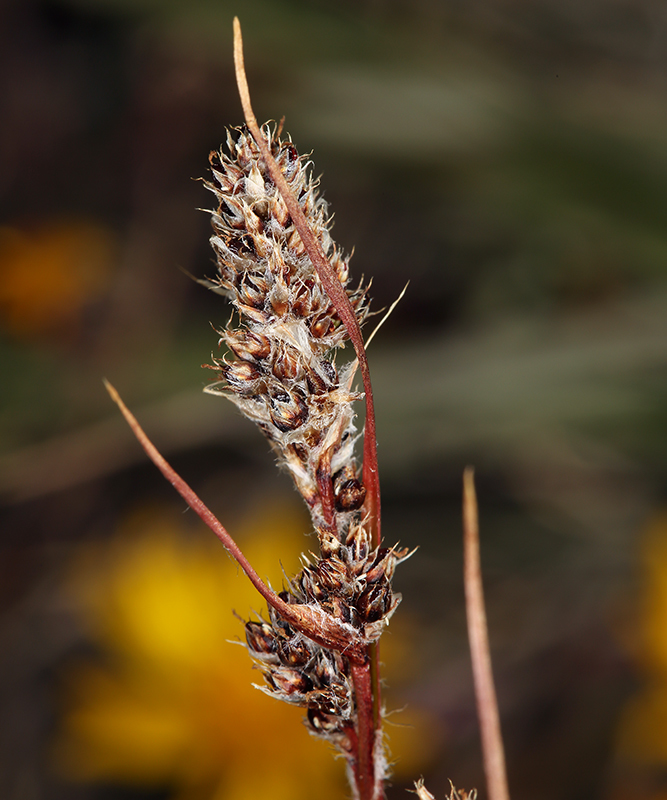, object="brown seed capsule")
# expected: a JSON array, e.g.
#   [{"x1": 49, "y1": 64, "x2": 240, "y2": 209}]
[
  {"x1": 320, "y1": 359, "x2": 337, "y2": 385},
  {"x1": 308, "y1": 291, "x2": 323, "y2": 315},
  {"x1": 292, "y1": 281, "x2": 312, "y2": 317},
  {"x1": 288, "y1": 442, "x2": 309, "y2": 463},
  {"x1": 306, "y1": 369, "x2": 327, "y2": 394},
  {"x1": 365, "y1": 548, "x2": 391, "y2": 584},
  {"x1": 318, "y1": 530, "x2": 341, "y2": 559},
  {"x1": 347, "y1": 530, "x2": 369, "y2": 566},
  {"x1": 315, "y1": 558, "x2": 347, "y2": 595},
  {"x1": 278, "y1": 589, "x2": 297, "y2": 604},
  {"x1": 334, "y1": 478, "x2": 366, "y2": 512},
  {"x1": 237, "y1": 275, "x2": 267, "y2": 308},
  {"x1": 311, "y1": 314, "x2": 332, "y2": 338},
  {"x1": 277, "y1": 636, "x2": 312, "y2": 667},
  {"x1": 333, "y1": 254, "x2": 349, "y2": 285},
  {"x1": 245, "y1": 621, "x2": 277, "y2": 656},
  {"x1": 226, "y1": 330, "x2": 271, "y2": 361},
  {"x1": 223, "y1": 360, "x2": 263, "y2": 395},
  {"x1": 358, "y1": 582, "x2": 392, "y2": 623},
  {"x1": 307, "y1": 692, "x2": 338, "y2": 716},
  {"x1": 313, "y1": 653, "x2": 338, "y2": 688},
  {"x1": 267, "y1": 666, "x2": 312, "y2": 696},
  {"x1": 307, "y1": 708, "x2": 343, "y2": 735},
  {"x1": 276, "y1": 142, "x2": 299, "y2": 176},
  {"x1": 269, "y1": 276, "x2": 290, "y2": 316},
  {"x1": 271, "y1": 194, "x2": 290, "y2": 226},
  {"x1": 330, "y1": 595, "x2": 352, "y2": 624},
  {"x1": 269, "y1": 388, "x2": 308, "y2": 432},
  {"x1": 272, "y1": 344, "x2": 301, "y2": 381},
  {"x1": 235, "y1": 303, "x2": 269, "y2": 325},
  {"x1": 299, "y1": 567, "x2": 326, "y2": 602},
  {"x1": 303, "y1": 426, "x2": 323, "y2": 447},
  {"x1": 269, "y1": 604, "x2": 293, "y2": 635}
]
